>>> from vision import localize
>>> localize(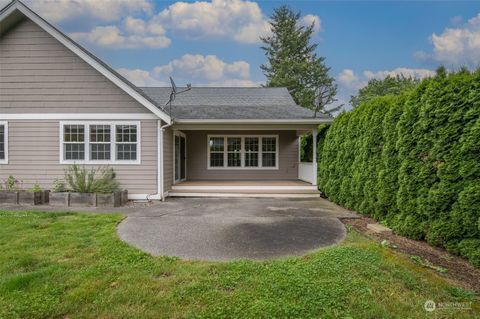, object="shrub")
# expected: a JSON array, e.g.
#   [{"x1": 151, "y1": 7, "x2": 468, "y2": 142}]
[
  {"x1": 28, "y1": 182, "x2": 42, "y2": 193},
  {"x1": 2, "y1": 176, "x2": 21, "y2": 191},
  {"x1": 51, "y1": 178, "x2": 67, "y2": 193},
  {"x1": 318, "y1": 69, "x2": 480, "y2": 266},
  {"x1": 64, "y1": 165, "x2": 120, "y2": 194}
]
